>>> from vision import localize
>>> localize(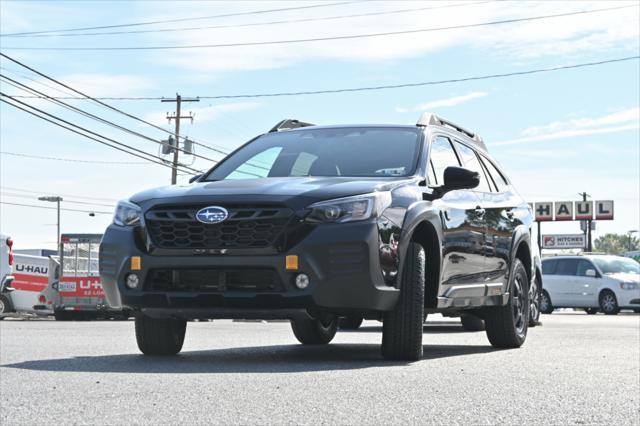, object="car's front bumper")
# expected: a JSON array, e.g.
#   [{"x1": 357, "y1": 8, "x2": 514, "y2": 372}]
[
  {"x1": 616, "y1": 289, "x2": 640, "y2": 308},
  {"x1": 99, "y1": 221, "x2": 400, "y2": 319}
]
